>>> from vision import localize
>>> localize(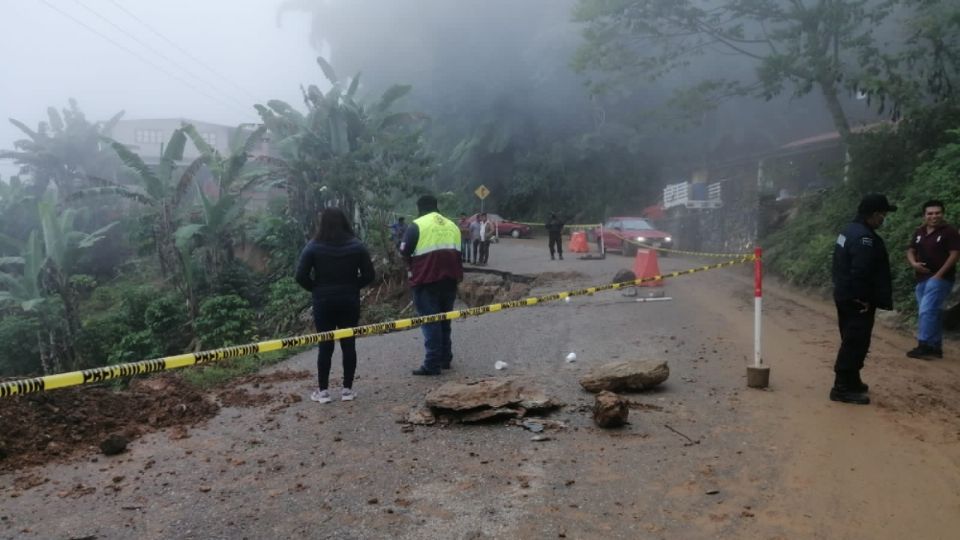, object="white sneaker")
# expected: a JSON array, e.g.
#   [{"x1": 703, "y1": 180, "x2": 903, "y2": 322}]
[
  {"x1": 340, "y1": 388, "x2": 356, "y2": 402},
  {"x1": 310, "y1": 389, "x2": 332, "y2": 403}
]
